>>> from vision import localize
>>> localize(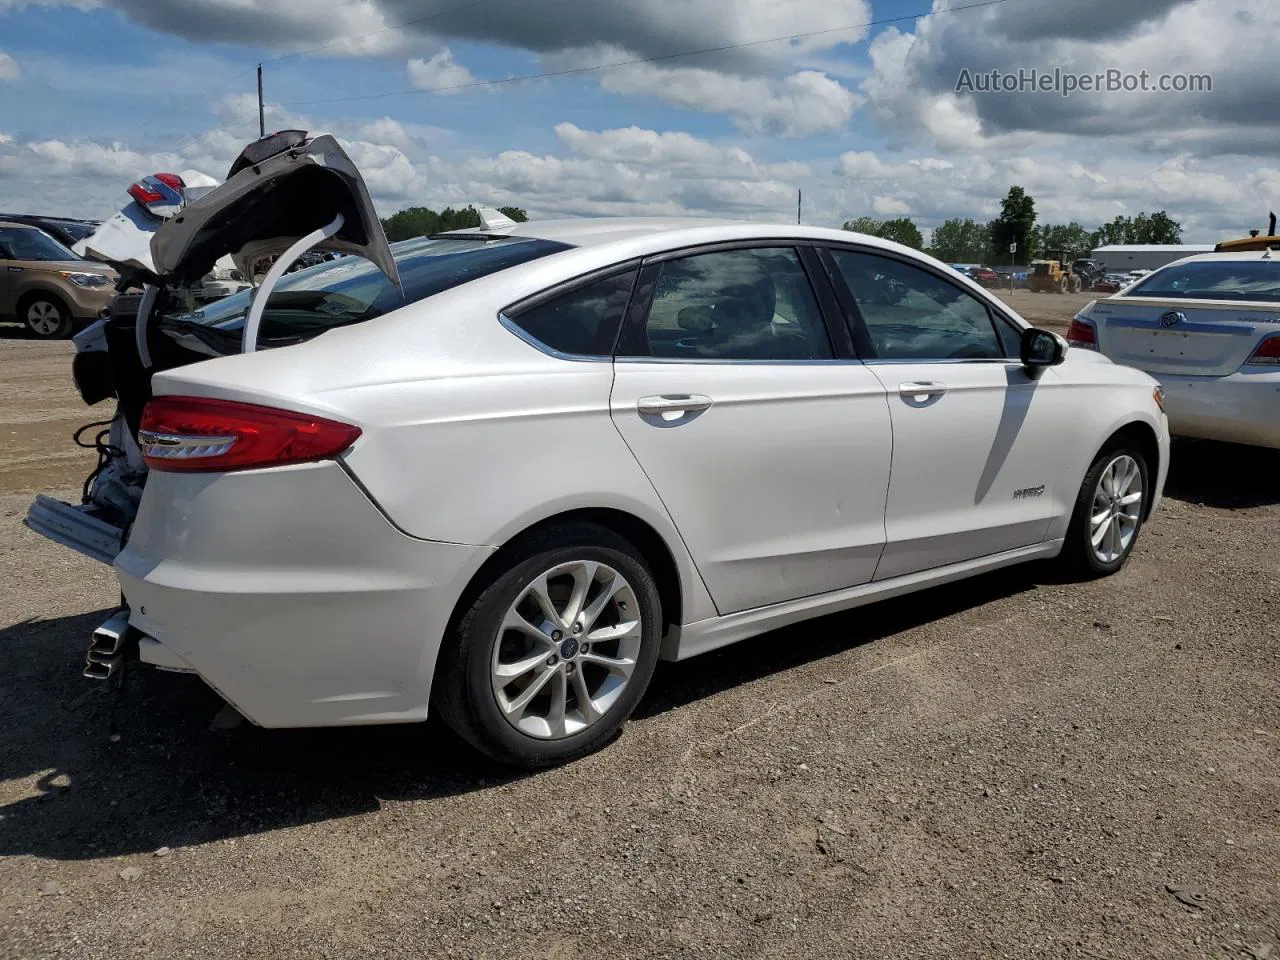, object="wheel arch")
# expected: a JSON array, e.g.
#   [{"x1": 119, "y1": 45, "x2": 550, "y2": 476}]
[
  {"x1": 1096, "y1": 419, "x2": 1162, "y2": 519},
  {"x1": 442, "y1": 506, "x2": 687, "y2": 651},
  {"x1": 16, "y1": 287, "x2": 70, "y2": 319}
]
